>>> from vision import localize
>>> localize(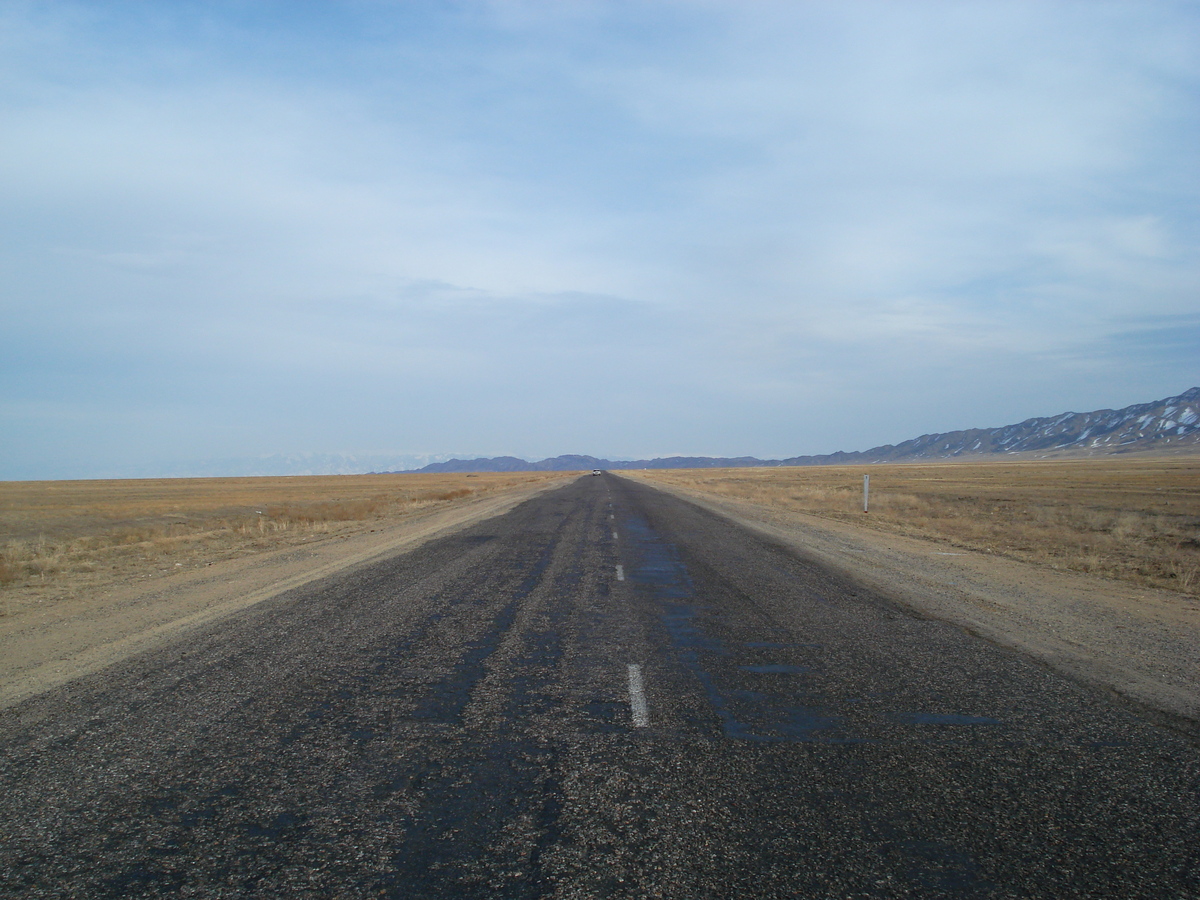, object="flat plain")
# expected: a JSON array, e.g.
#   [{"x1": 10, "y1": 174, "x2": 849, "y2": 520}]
[{"x1": 0, "y1": 471, "x2": 564, "y2": 613}]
